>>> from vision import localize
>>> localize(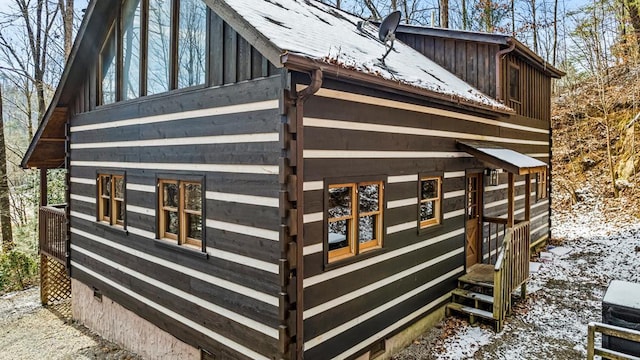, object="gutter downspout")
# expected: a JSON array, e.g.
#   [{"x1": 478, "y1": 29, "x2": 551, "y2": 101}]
[
  {"x1": 295, "y1": 68, "x2": 322, "y2": 359},
  {"x1": 279, "y1": 65, "x2": 322, "y2": 359},
  {"x1": 495, "y1": 39, "x2": 516, "y2": 102}
]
